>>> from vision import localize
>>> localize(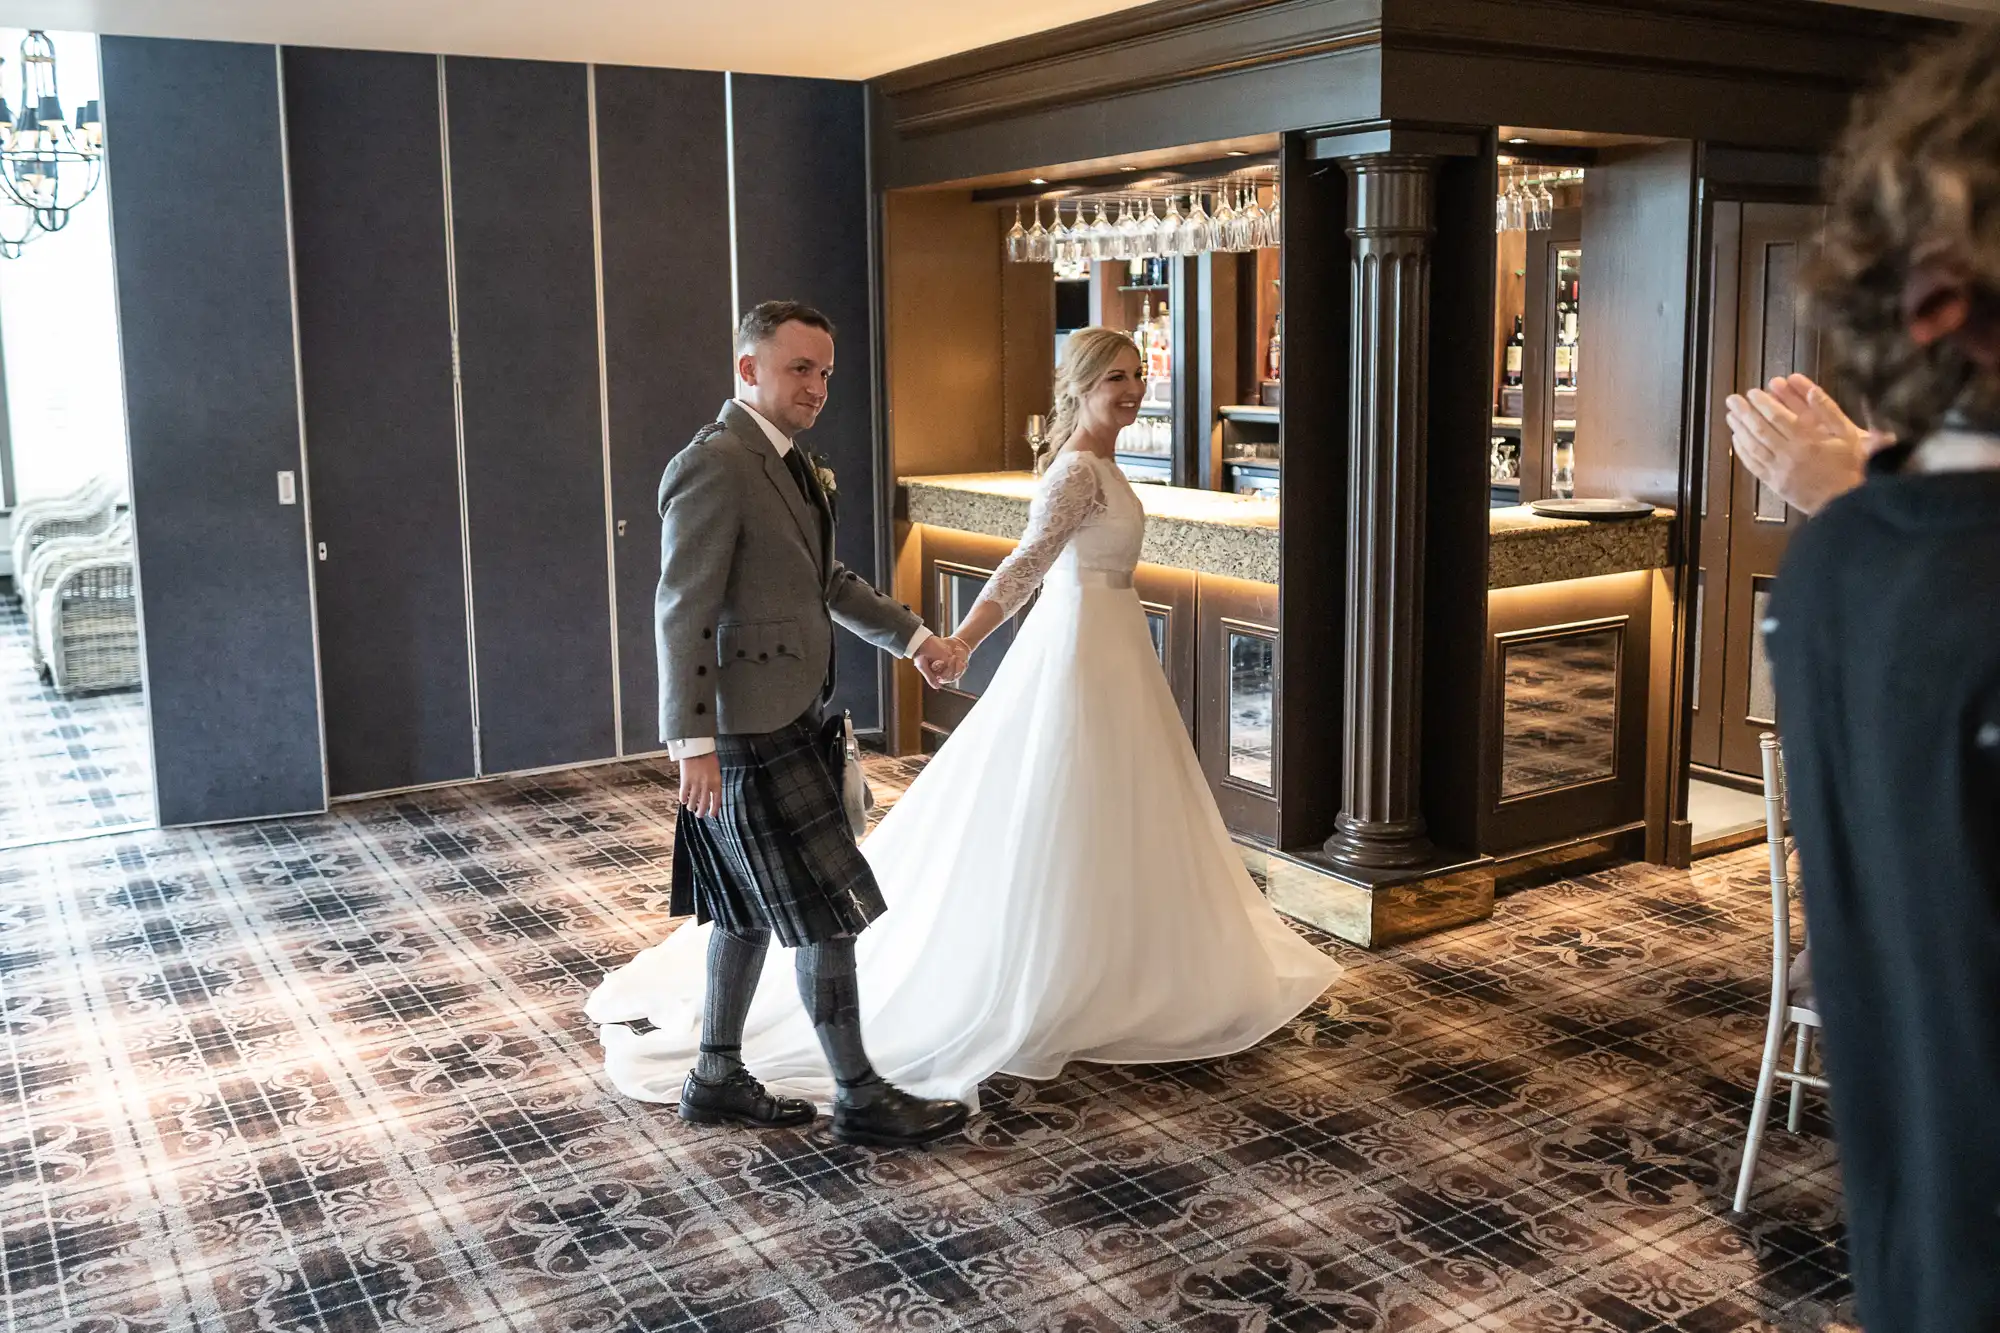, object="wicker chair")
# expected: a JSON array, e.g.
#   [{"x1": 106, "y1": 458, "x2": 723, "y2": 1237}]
[
  {"x1": 9, "y1": 477, "x2": 118, "y2": 590},
  {"x1": 24, "y1": 514, "x2": 132, "y2": 671},
  {"x1": 39, "y1": 548, "x2": 140, "y2": 695}
]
